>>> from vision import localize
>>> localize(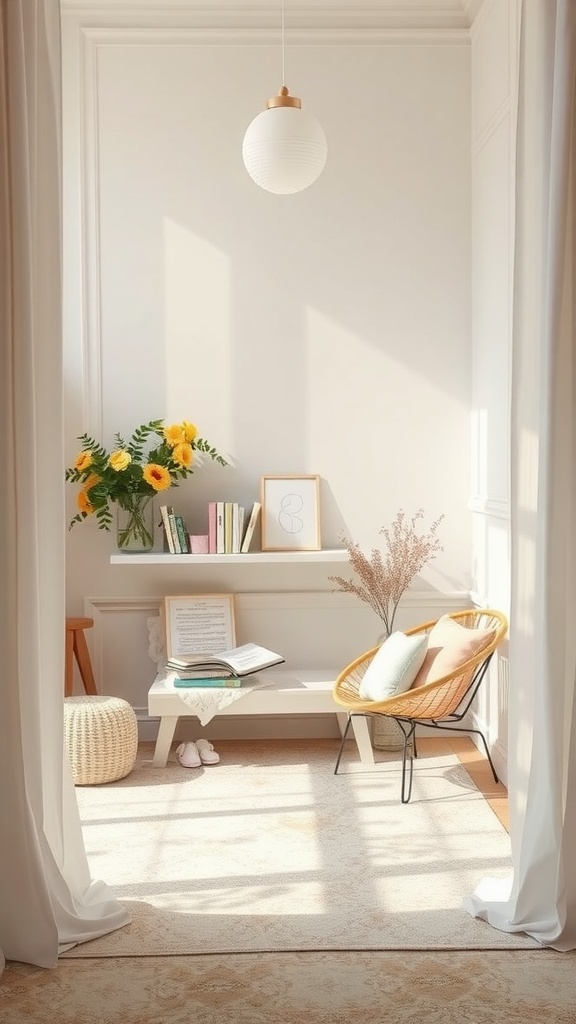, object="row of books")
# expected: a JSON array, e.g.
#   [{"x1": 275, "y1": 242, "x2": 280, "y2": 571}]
[{"x1": 159, "y1": 501, "x2": 261, "y2": 555}]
